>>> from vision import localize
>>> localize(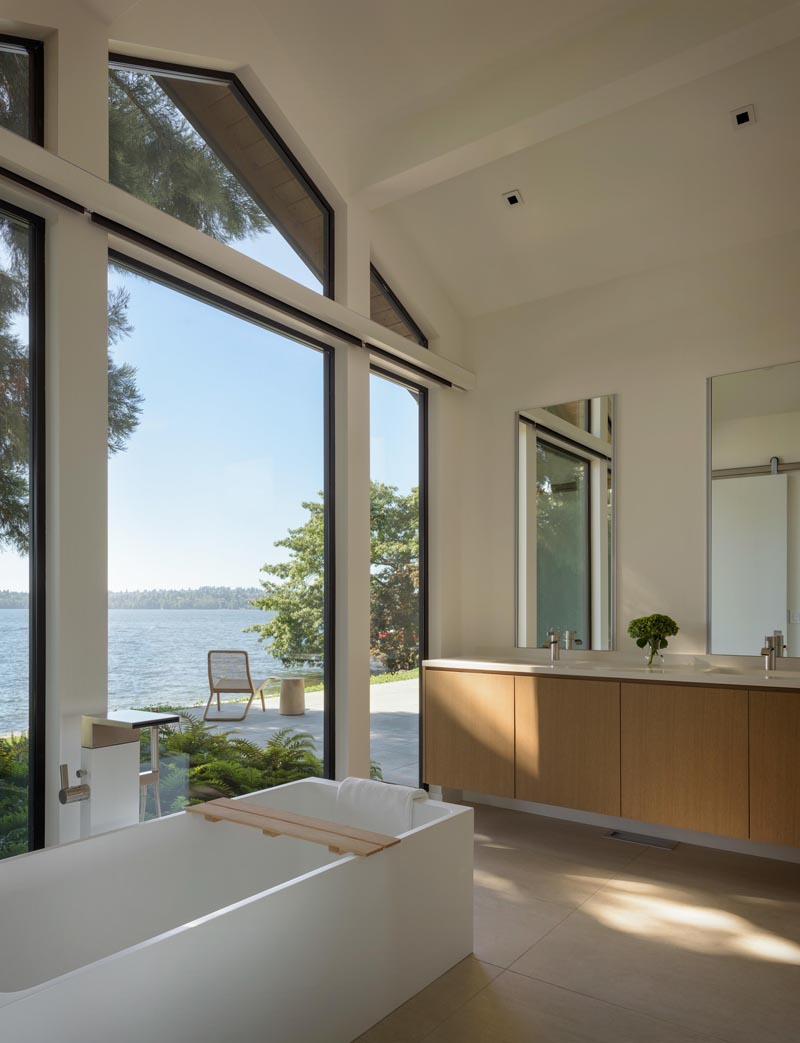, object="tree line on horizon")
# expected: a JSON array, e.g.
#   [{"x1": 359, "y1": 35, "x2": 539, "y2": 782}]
[{"x1": 0, "y1": 587, "x2": 264, "y2": 610}]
